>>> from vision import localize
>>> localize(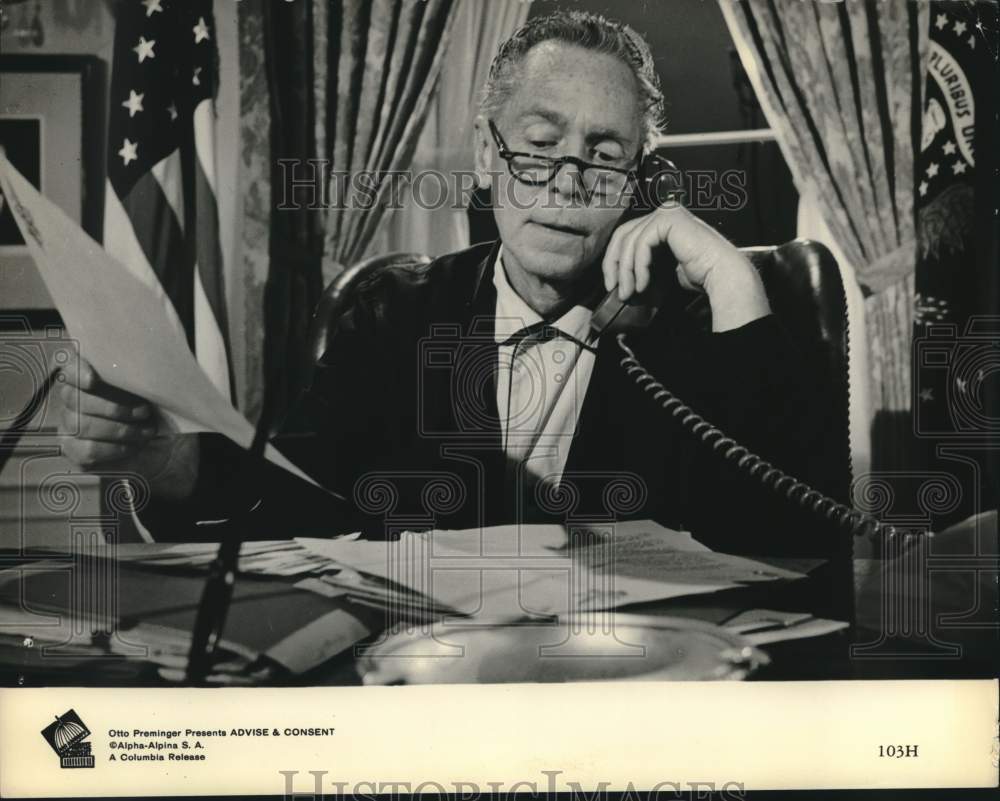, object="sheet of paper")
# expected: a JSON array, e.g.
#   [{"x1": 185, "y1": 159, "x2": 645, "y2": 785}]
[
  {"x1": 0, "y1": 152, "x2": 315, "y2": 487},
  {"x1": 427, "y1": 520, "x2": 707, "y2": 557},
  {"x1": 723, "y1": 608, "x2": 814, "y2": 632},
  {"x1": 46, "y1": 539, "x2": 341, "y2": 578},
  {"x1": 264, "y1": 608, "x2": 373, "y2": 674},
  {"x1": 738, "y1": 618, "x2": 848, "y2": 646},
  {"x1": 428, "y1": 523, "x2": 570, "y2": 556},
  {"x1": 297, "y1": 524, "x2": 750, "y2": 619},
  {"x1": 585, "y1": 537, "x2": 807, "y2": 585},
  {"x1": 559, "y1": 519, "x2": 711, "y2": 554}
]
